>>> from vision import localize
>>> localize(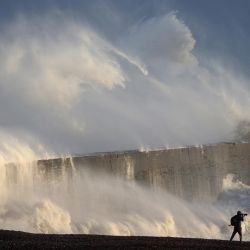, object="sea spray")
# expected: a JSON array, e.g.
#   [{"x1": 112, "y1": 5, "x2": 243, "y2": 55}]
[{"x1": 0, "y1": 143, "x2": 249, "y2": 239}]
